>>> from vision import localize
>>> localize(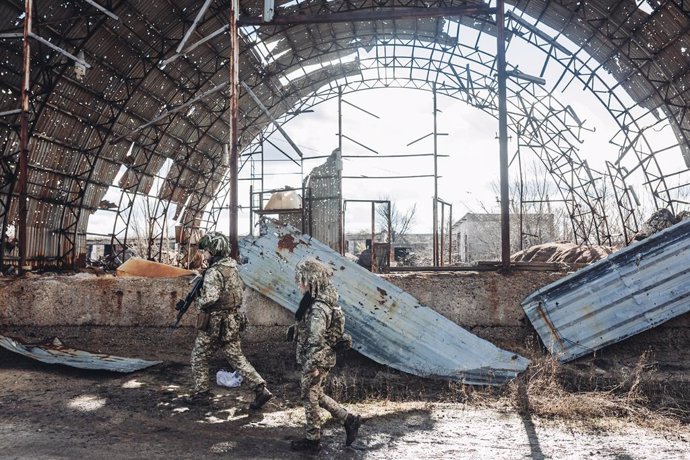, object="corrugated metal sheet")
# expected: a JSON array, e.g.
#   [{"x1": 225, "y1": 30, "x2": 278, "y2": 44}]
[
  {"x1": 239, "y1": 219, "x2": 529, "y2": 385},
  {"x1": 522, "y1": 218, "x2": 690, "y2": 363},
  {"x1": 0, "y1": 335, "x2": 161, "y2": 373}
]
